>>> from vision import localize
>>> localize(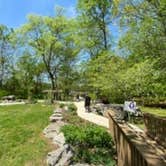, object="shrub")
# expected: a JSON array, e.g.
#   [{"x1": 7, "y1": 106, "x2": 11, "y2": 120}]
[
  {"x1": 61, "y1": 124, "x2": 115, "y2": 165},
  {"x1": 59, "y1": 103, "x2": 65, "y2": 108},
  {"x1": 0, "y1": 89, "x2": 9, "y2": 99},
  {"x1": 62, "y1": 111, "x2": 84, "y2": 126},
  {"x1": 67, "y1": 103, "x2": 77, "y2": 113},
  {"x1": 61, "y1": 124, "x2": 113, "y2": 148}
]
